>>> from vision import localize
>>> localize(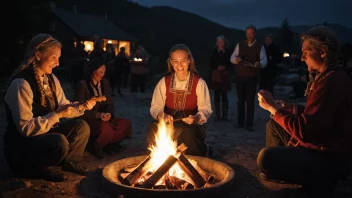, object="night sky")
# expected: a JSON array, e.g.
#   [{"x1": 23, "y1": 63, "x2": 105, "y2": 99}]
[{"x1": 130, "y1": 0, "x2": 352, "y2": 30}]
